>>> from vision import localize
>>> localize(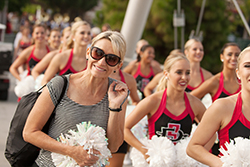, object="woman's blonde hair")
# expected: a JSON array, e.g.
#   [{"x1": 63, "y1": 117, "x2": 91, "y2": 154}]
[
  {"x1": 66, "y1": 21, "x2": 90, "y2": 49},
  {"x1": 156, "y1": 53, "x2": 188, "y2": 92},
  {"x1": 184, "y1": 38, "x2": 201, "y2": 52},
  {"x1": 237, "y1": 46, "x2": 250, "y2": 69},
  {"x1": 90, "y1": 30, "x2": 126, "y2": 61}
]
